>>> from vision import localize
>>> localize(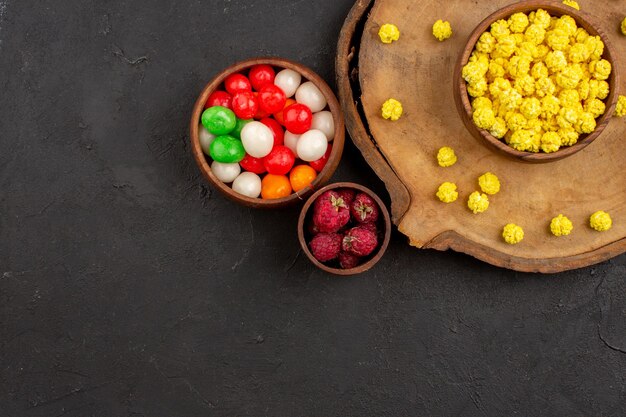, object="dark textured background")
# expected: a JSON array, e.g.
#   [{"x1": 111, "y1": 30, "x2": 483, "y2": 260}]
[{"x1": 1, "y1": 1, "x2": 625, "y2": 416}]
